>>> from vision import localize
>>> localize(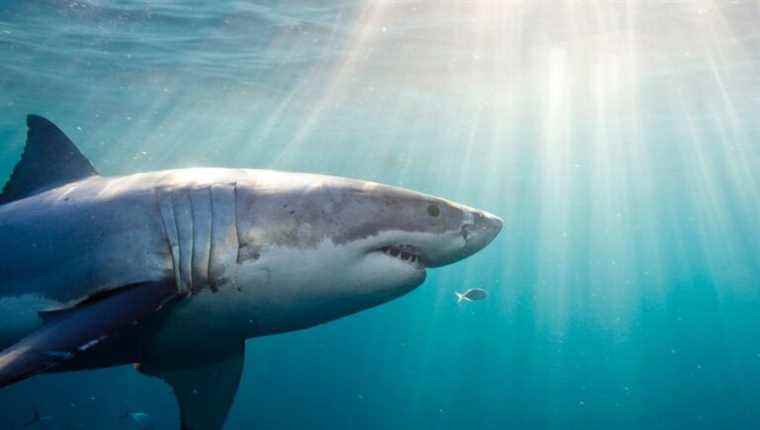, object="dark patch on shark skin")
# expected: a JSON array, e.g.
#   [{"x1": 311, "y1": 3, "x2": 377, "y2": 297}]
[
  {"x1": 427, "y1": 204, "x2": 440, "y2": 217},
  {"x1": 237, "y1": 244, "x2": 261, "y2": 263},
  {"x1": 233, "y1": 176, "x2": 465, "y2": 250}
]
